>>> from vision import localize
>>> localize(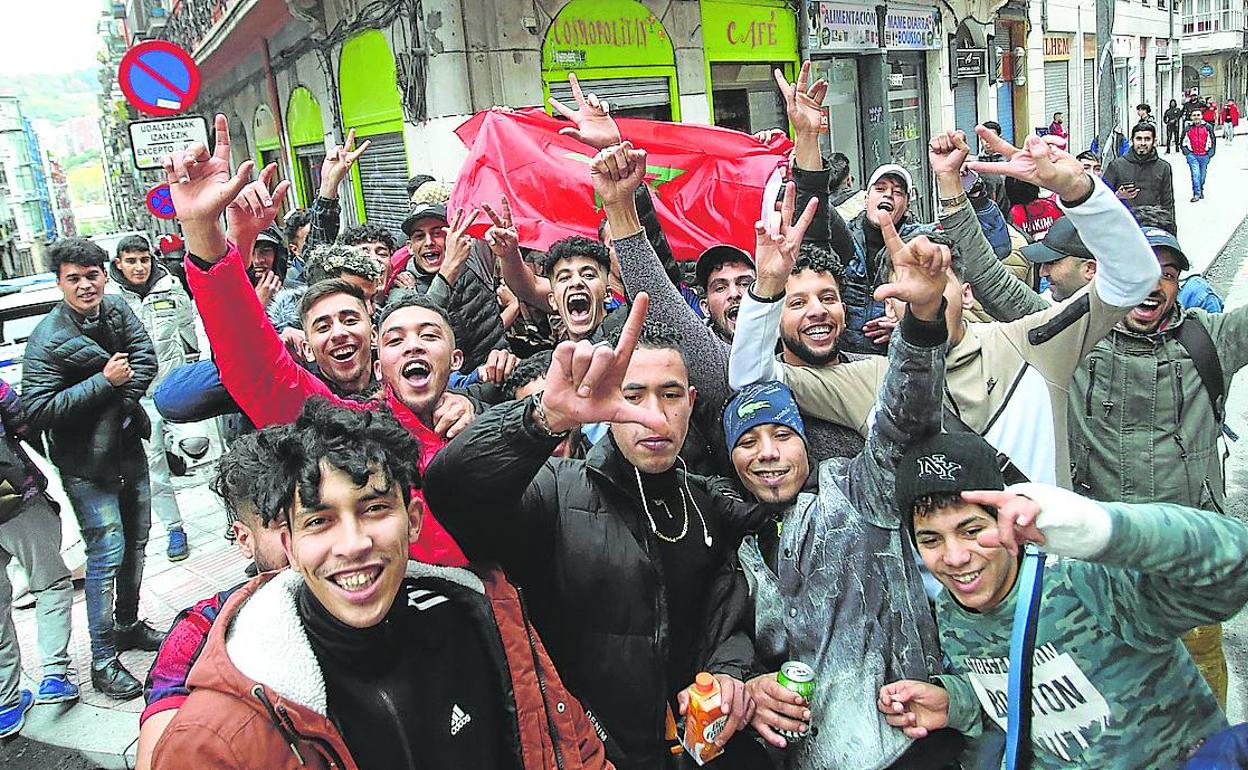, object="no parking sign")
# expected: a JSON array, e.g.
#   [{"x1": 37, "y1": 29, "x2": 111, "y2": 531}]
[
  {"x1": 146, "y1": 183, "x2": 177, "y2": 220},
  {"x1": 118, "y1": 41, "x2": 201, "y2": 117}
]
